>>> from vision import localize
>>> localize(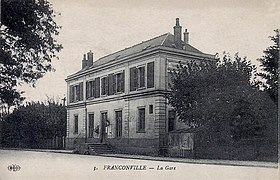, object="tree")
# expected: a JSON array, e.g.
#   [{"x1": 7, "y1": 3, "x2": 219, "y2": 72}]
[
  {"x1": 258, "y1": 29, "x2": 279, "y2": 104},
  {"x1": 1, "y1": 100, "x2": 66, "y2": 148},
  {"x1": 168, "y1": 53, "x2": 273, "y2": 142},
  {"x1": 0, "y1": 0, "x2": 62, "y2": 107}
]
